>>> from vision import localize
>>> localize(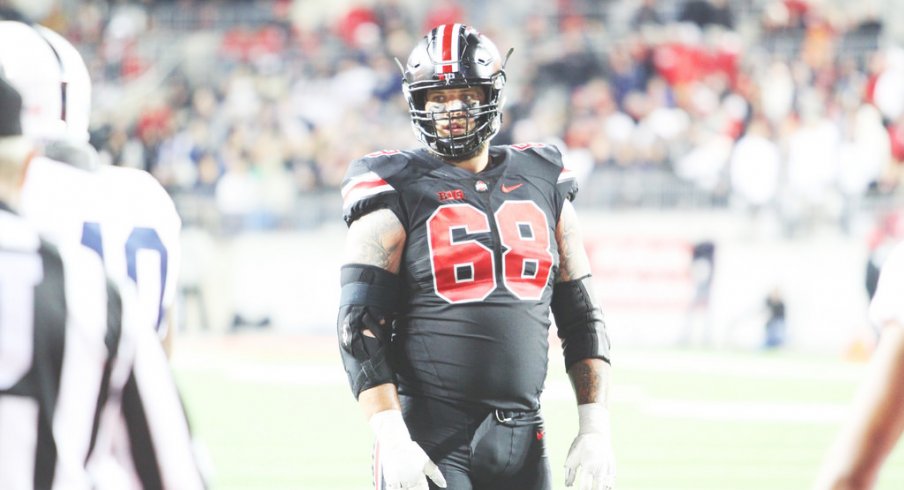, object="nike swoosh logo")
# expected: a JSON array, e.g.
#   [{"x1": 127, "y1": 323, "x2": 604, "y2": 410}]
[{"x1": 501, "y1": 183, "x2": 524, "y2": 193}]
